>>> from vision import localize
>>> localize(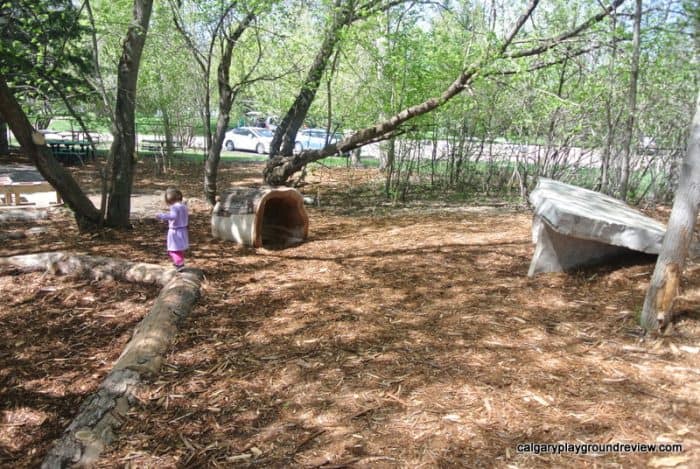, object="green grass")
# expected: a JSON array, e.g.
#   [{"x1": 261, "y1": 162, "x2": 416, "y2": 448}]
[
  {"x1": 142, "y1": 151, "x2": 380, "y2": 168},
  {"x1": 97, "y1": 147, "x2": 379, "y2": 167},
  {"x1": 309, "y1": 155, "x2": 379, "y2": 168},
  {"x1": 47, "y1": 116, "x2": 111, "y2": 133},
  {"x1": 135, "y1": 149, "x2": 269, "y2": 164}
]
